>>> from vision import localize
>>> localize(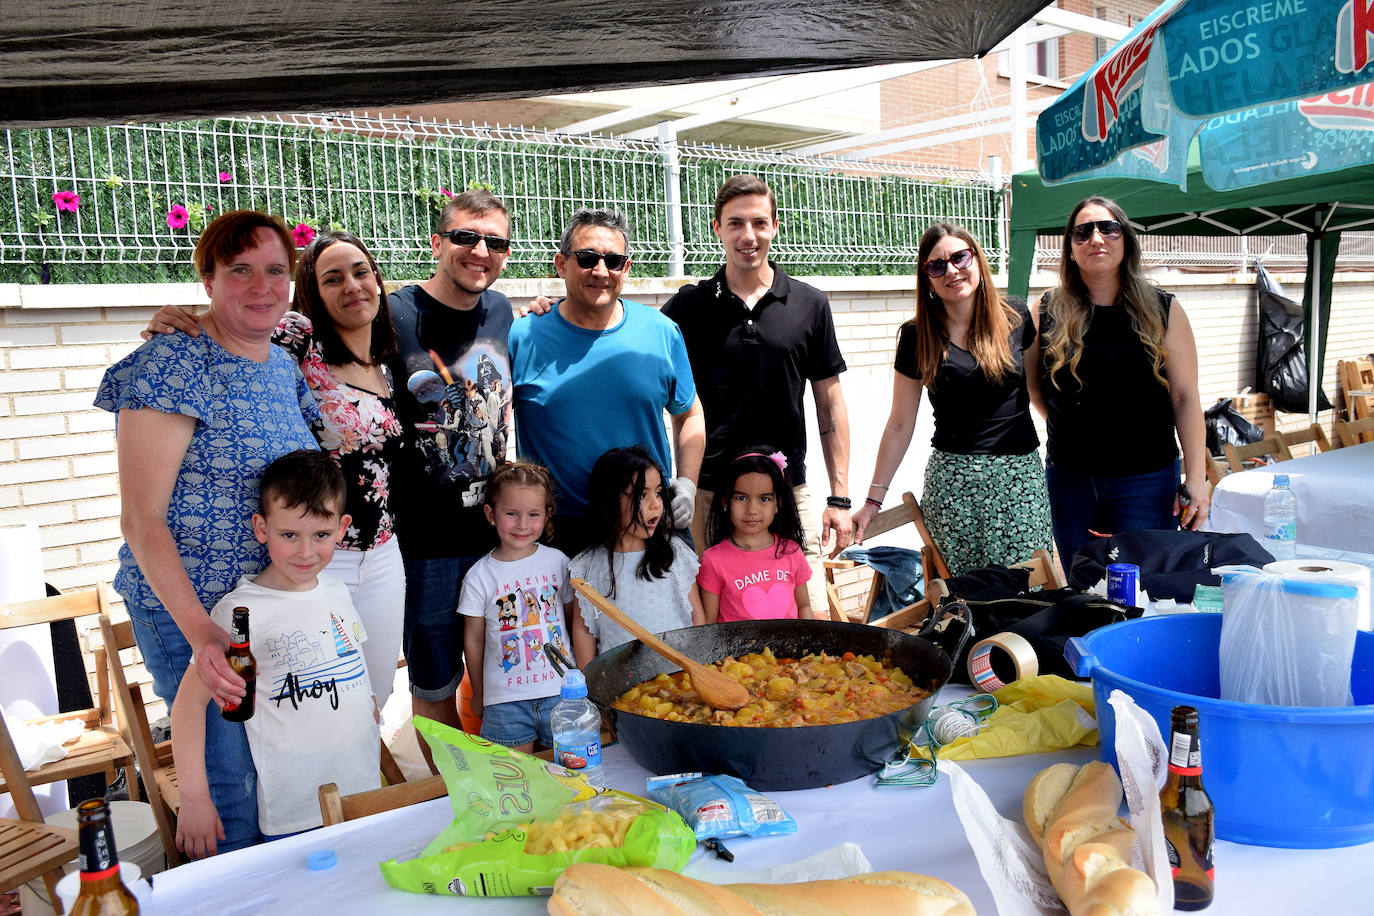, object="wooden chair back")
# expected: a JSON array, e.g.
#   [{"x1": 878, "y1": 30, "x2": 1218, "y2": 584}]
[
  {"x1": 1338, "y1": 357, "x2": 1374, "y2": 426},
  {"x1": 1222, "y1": 435, "x2": 1293, "y2": 473},
  {"x1": 1204, "y1": 451, "x2": 1226, "y2": 487},
  {"x1": 824, "y1": 492, "x2": 949, "y2": 623},
  {"x1": 319, "y1": 773, "x2": 447, "y2": 827},
  {"x1": 98, "y1": 614, "x2": 182, "y2": 867},
  {"x1": 0, "y1": 583, "x2": 135, "y2": 800},
  {"x1": 0, "y1": 706, "x2": 79, "y2": 911},
  {"x1": 1277, "y1": 422, "x2": 1331, "y2": 456},
  {"x1": 1335, "y1": 416, "x2": 1374, "y2": 447}
]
